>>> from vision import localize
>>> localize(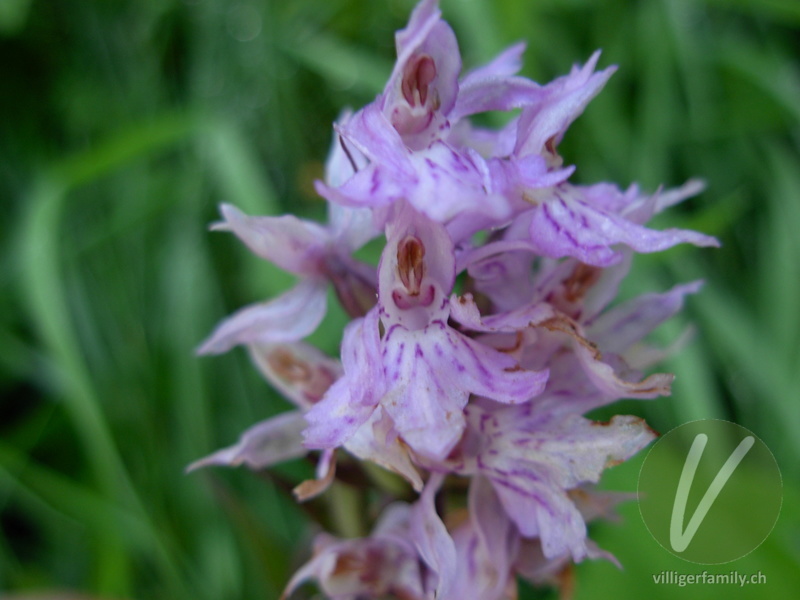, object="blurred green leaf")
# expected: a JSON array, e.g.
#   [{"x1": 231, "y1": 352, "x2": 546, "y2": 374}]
[
  {"x1": 0, "y1": 0, "x2": 31, "y2": 34},
  {"x1": 281, "y1": 31, "x2": 391, "y2": 96}
]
